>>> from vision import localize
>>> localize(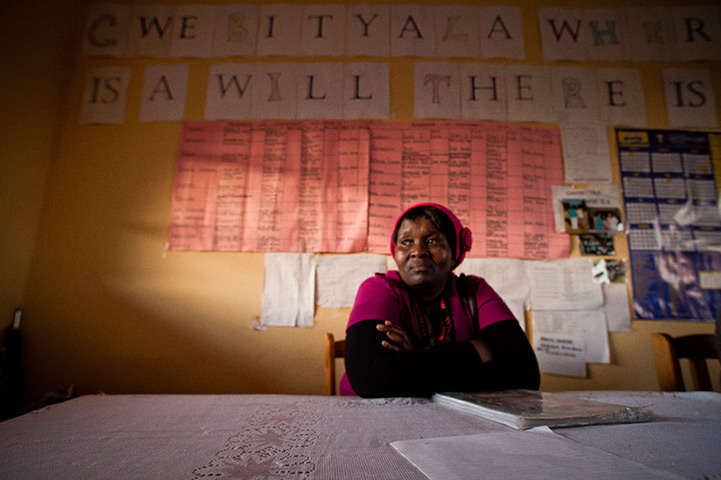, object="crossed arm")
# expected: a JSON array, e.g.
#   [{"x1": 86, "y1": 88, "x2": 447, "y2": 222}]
[{"x1": 344, "y1": 319, "x2": 540, "y2": 398}]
